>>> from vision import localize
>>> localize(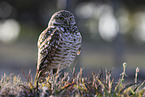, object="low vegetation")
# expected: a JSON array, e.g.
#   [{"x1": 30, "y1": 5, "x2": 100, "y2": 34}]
[{"x1": 0, "y1": 63, "x2": 145, "y2": 97}]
